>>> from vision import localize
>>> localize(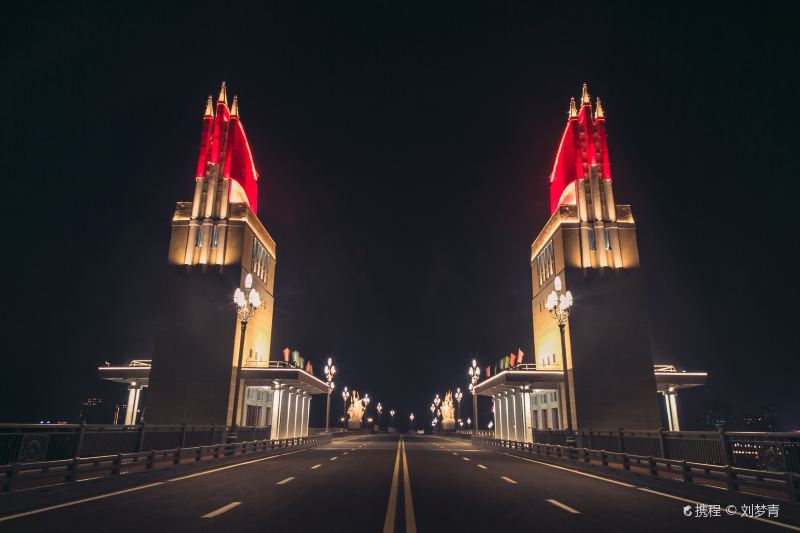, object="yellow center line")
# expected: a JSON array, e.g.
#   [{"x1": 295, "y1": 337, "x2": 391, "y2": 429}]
[
  {"x1": 382, "y1": 437, "x2": 402, "y2": 533},
  {"x1": 401, "y1": 437, "x2": 417, "y2": 533}
]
